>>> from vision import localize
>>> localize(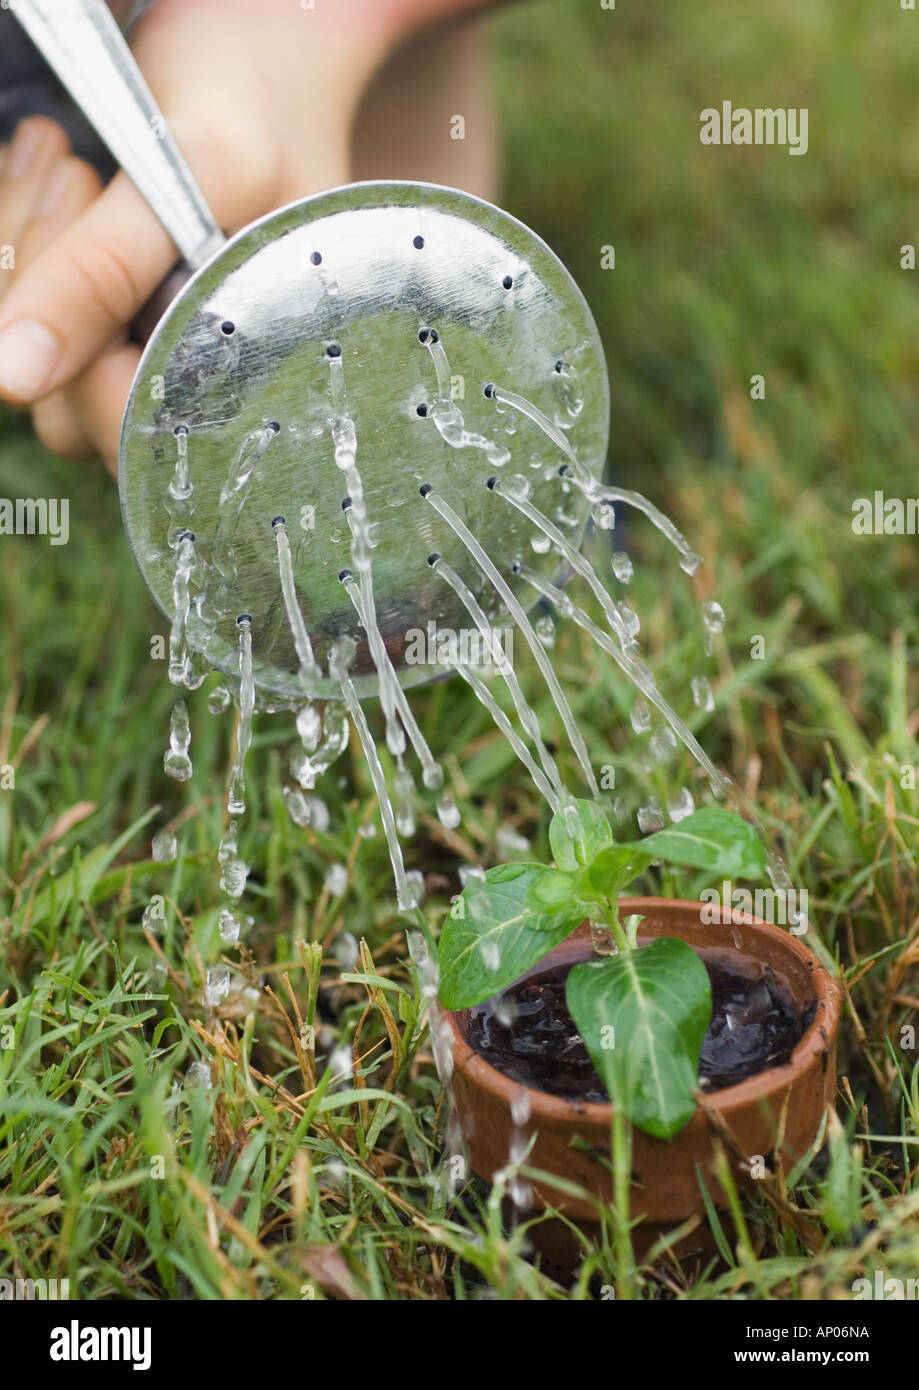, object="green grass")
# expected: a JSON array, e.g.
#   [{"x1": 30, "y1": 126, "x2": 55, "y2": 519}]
[{"x1": 2, "y1": 0, "x2": 919, "y2": 1299}]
